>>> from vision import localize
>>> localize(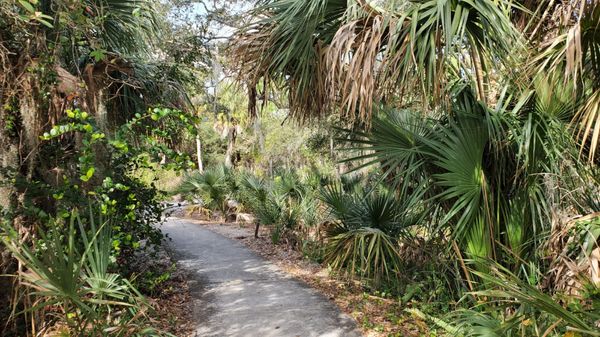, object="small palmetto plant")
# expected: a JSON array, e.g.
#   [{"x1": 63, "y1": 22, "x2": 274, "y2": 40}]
[
  {"x1": 320, "y1": 182, "x2": 423, "y2": 284},
  {"x1": 177, "y1": 166, "x2": 230, "y2": 216},
  {"x1": 239, "y1": 173, "x2": 275, "y2": 237},
  {"x1": 326, "y1": 226, "x2": 401, "y2": 285},
  {"x1": 239, "y1": 171, "x2": 314, "y2": 240},
  {"x1": 1, "y1": 209, "x2": 158, "y2": 336}
]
